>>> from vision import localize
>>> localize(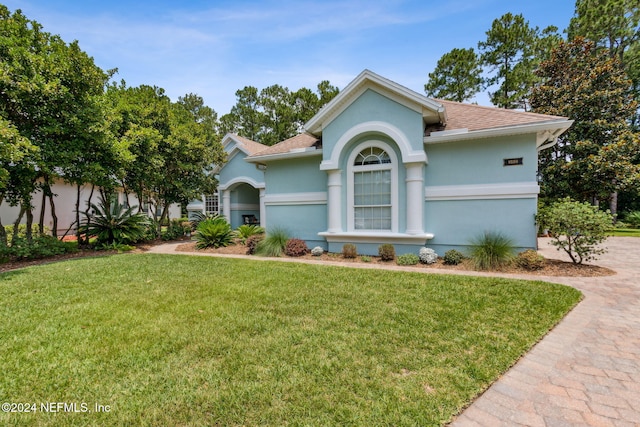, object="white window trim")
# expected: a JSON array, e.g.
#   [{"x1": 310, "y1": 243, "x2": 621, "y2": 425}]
[{"x1": 346, "y1": 140, "x2": 399, "y2": 232}]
